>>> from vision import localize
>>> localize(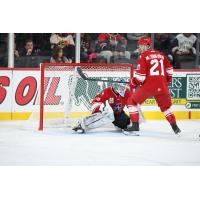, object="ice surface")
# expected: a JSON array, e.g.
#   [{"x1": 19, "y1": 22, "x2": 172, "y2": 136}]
[{"x1": 0, "y1": 120, "x2": 199, "y2": 165}]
